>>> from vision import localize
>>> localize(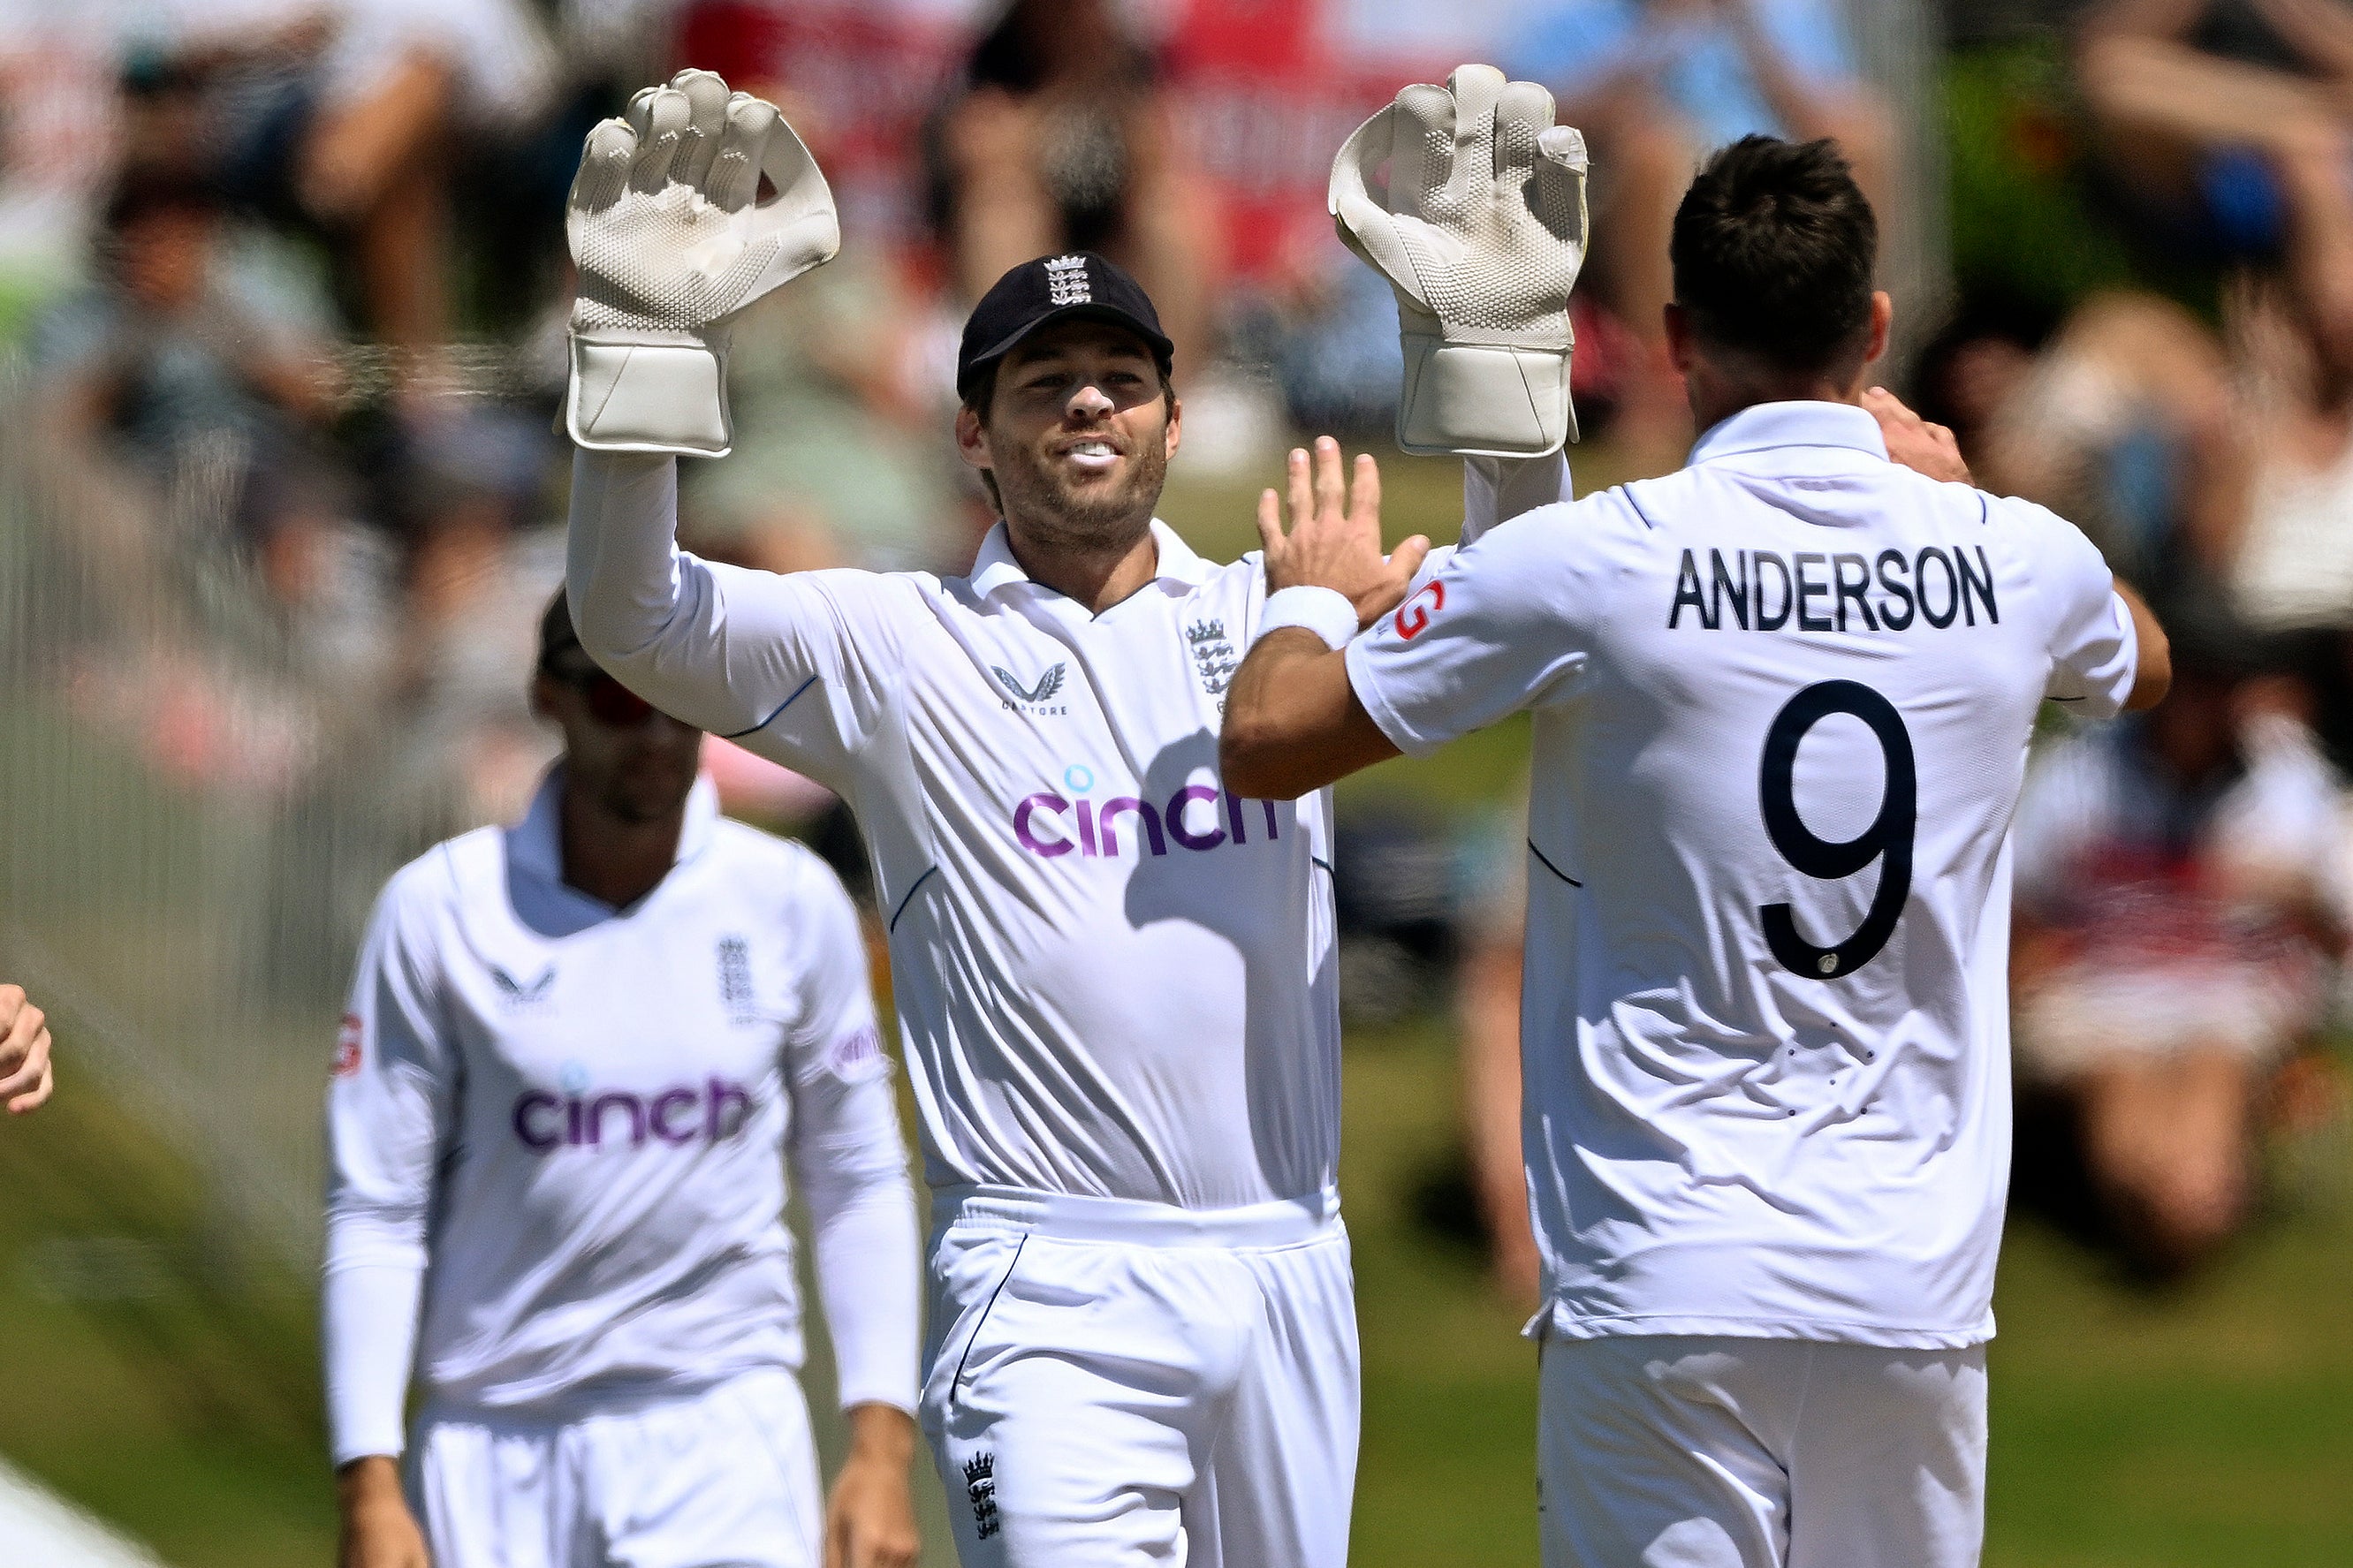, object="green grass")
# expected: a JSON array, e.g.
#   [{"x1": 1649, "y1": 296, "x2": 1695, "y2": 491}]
[{"x1": 12, "y1": 988, "x2": 2351, "y2": 1565}]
